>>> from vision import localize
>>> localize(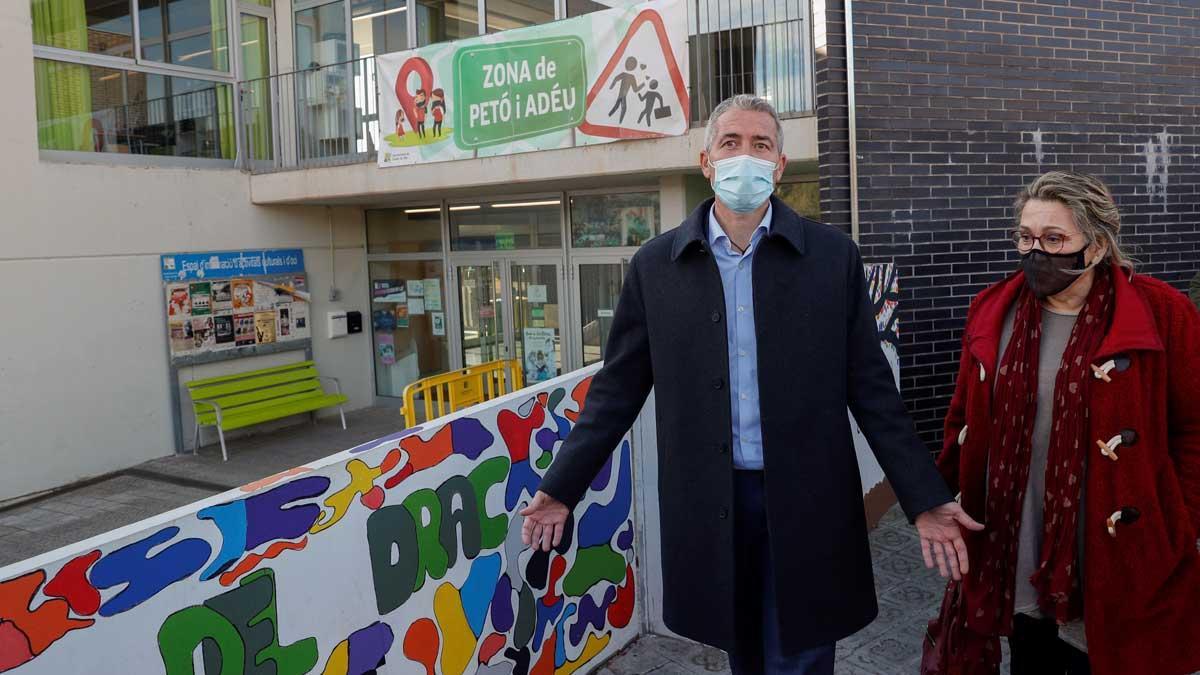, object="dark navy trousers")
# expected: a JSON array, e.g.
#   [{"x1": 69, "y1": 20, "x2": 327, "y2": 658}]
[{"x1": 729, "y1": 470, "x2": 836, "y2": 675}]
